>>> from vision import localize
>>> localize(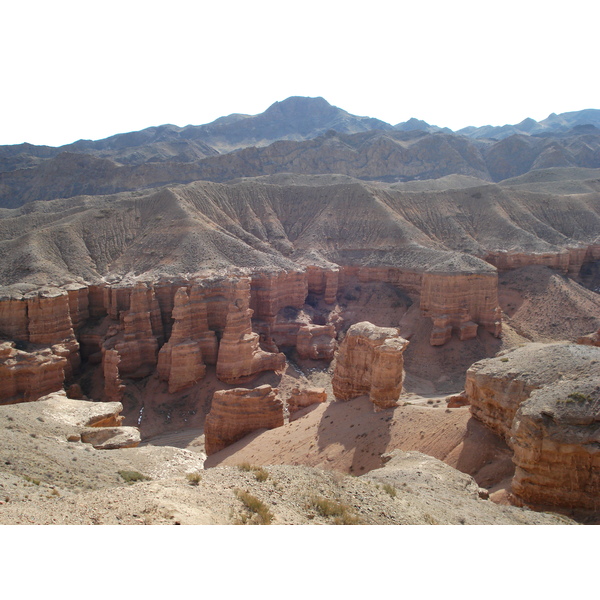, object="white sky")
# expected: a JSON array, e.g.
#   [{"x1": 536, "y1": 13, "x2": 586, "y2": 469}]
[{"x1": 1, "y1": 0, "x2": 598, "y2": 147}]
